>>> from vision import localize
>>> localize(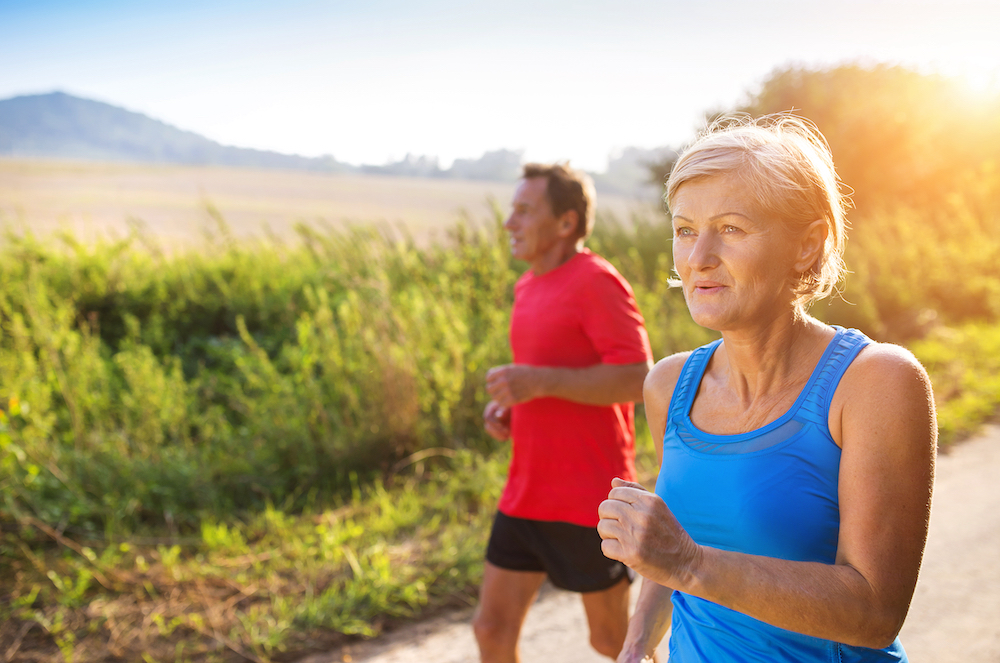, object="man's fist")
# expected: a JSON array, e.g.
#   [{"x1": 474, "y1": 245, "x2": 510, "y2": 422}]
[
  {"x1": 483, "y1": 400, "x2": 511, "y2": 441},
  {"x1": 485, "y1": 364, "x2": 543, "y2": 407}
]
